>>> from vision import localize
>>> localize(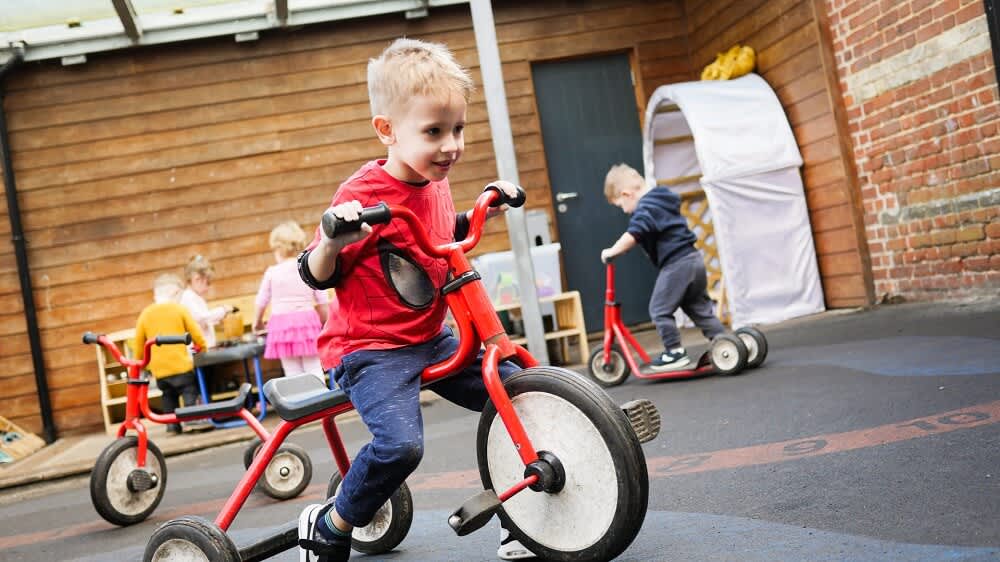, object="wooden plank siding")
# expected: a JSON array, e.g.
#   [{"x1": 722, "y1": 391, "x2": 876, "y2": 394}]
[
  {"x1": 684, "y1": 0, "x2": 874, "y2": 309},
  {"x1": 0, "y1": 0, "x2": 692, "y2": 434}
]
